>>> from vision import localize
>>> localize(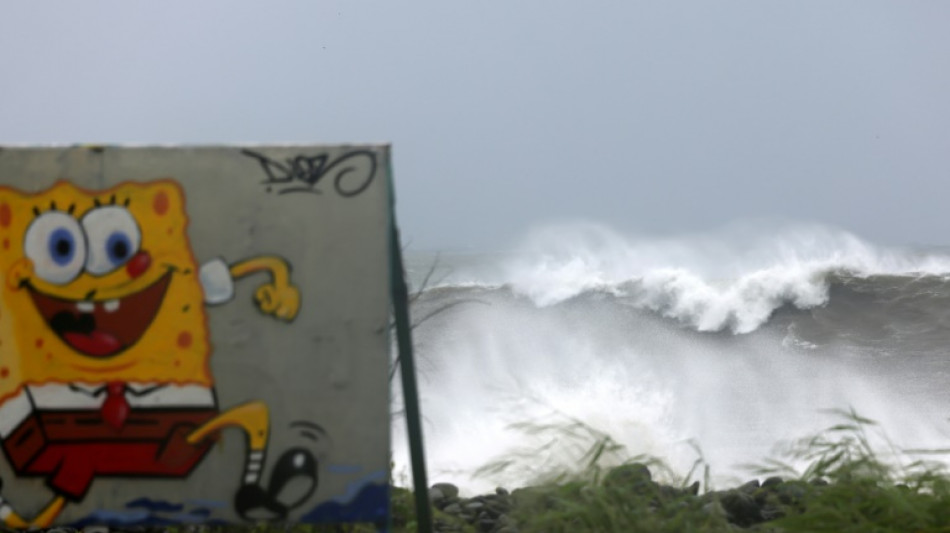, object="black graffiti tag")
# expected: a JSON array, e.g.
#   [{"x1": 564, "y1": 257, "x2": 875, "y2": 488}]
[{"x1": 241, "y1": 149, "x2": 377, "y2": 197}]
